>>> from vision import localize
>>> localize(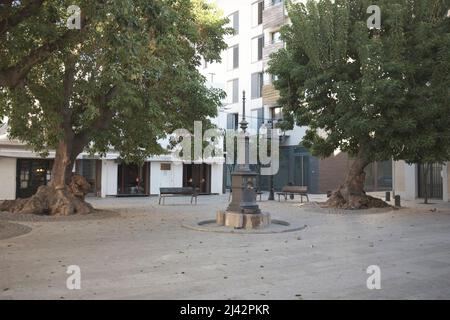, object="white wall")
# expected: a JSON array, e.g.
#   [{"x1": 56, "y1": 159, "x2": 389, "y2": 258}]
[
  {"x1": 211, "y1": 163, "x2": 224, "y2": 194},
  {"x1": 396, "y1": 163, "x2": 417, "y2": 200},
  {"x1": 0, "y1": 158, "x2": 16, "y2": 200},
  {"x1": 150, "y1": 162, "x2": 183, "y2": 195},
  {"x1": 443, "y1": 162, "x2": 449, "y2": 202},
  {"x1": 101, "y1": 160, "x2": 118, "y2": 197}
]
